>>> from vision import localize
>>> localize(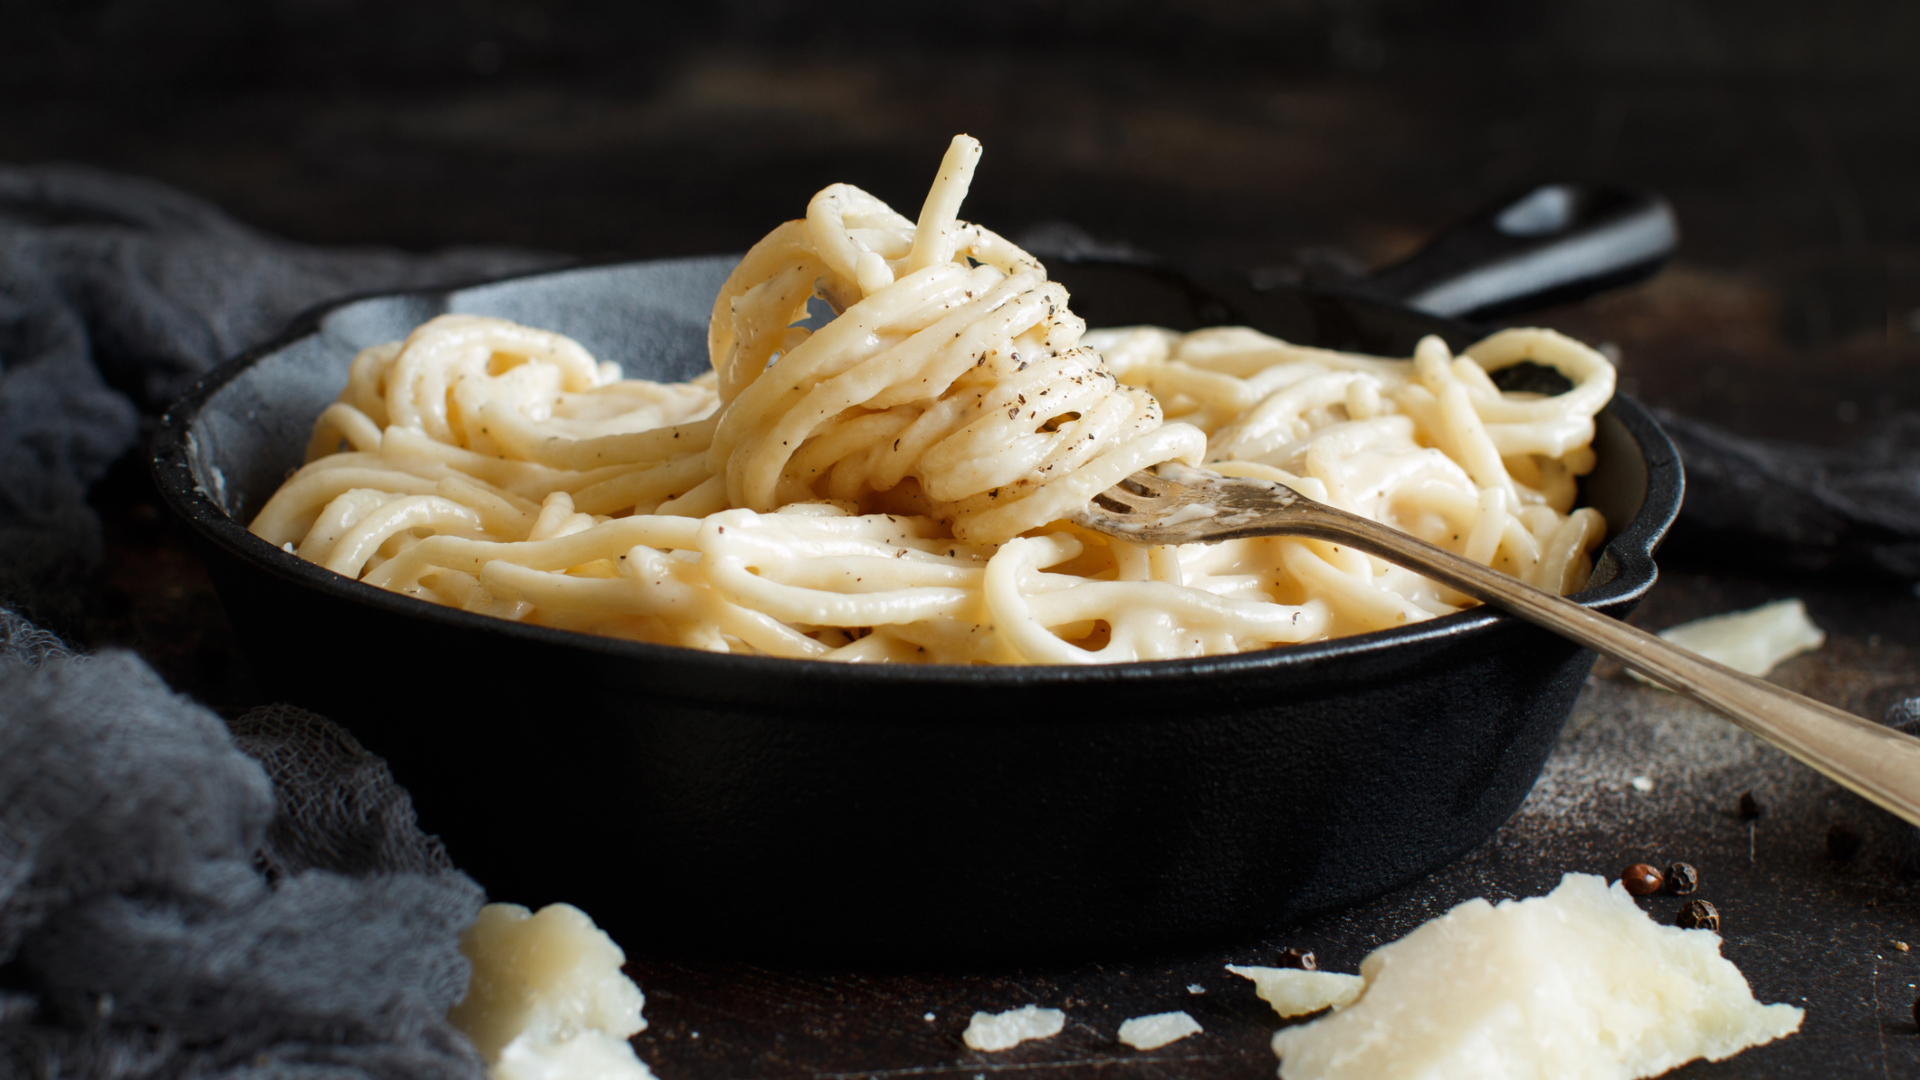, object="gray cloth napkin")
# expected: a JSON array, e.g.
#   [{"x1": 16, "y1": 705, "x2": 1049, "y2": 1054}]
[
  {"x1": 1655, "y1": 408, "x2": 1920, "y2": 578},
  {"x1": 0, "y1": 165, "x2": 563, "y2": 1079},
  {"x1": 0, "y1": 611, "x2": 487, "y2": 1079}
]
